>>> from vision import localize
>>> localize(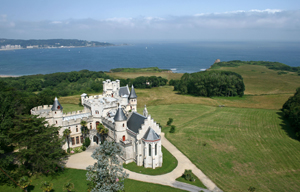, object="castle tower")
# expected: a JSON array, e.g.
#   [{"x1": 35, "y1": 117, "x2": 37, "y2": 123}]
[
  {"x1": 51, "y1": 97, "x2": 63, "y2": 126},
  {"x1": 143, "y1": 105, "x2": 148, "y2": 117},
  {"x1": 129, "y1": 85, "x2": 137, "y2": 112},
  {"x1": 114, "y1": 105, "x2": 127, "y2": 142}
]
